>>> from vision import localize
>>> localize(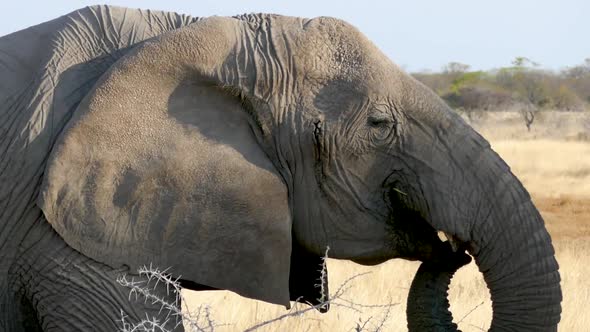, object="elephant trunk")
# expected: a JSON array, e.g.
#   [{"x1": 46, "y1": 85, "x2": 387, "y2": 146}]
[
  {"x1": 471, "y1": 188, "x2": 562, "y2": 330},
  {"x1": 406, "y1": 245, "x2": 471, "y2": 331},
  {"x1": 404, "y1": 124, "x2": 561, "y2": 331}
]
